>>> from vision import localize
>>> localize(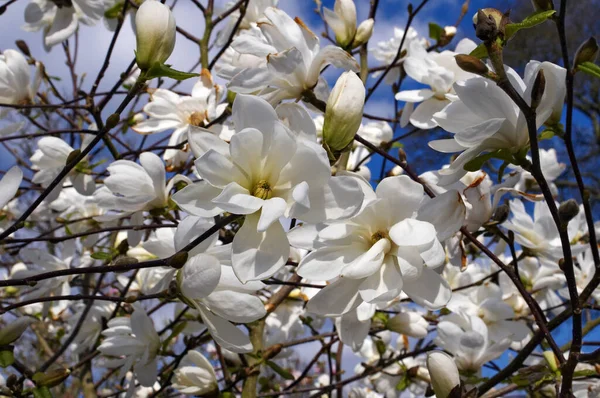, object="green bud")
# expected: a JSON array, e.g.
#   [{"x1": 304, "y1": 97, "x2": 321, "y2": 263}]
[
  {"x1": 32, "y1": 368, "x2": 71, "y2": 387},
  {"x1": 65, "y1": 149, "x2": 81, "y2": 166},
  {"x1": 112, "y1": 256, "x2": 139, "y2": 267},
  {"x1": 106, "y1": 113, "x2": 120, "y2": 129},
  {"x1": 0, "y1": 316, "x2": 37, "y2": 345},
  {"x1": 574, "y1": 37, "x2": 599, "y2": 69},
  {"x1": 322, "y1": 71, "x2": 365, "y2": 155},
  {"x1": 543, "y1": 351, "x2": 560, "y2": 373},
  {"x1": 168, "y1": 251, "x2": 189, "y2": 269}
]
